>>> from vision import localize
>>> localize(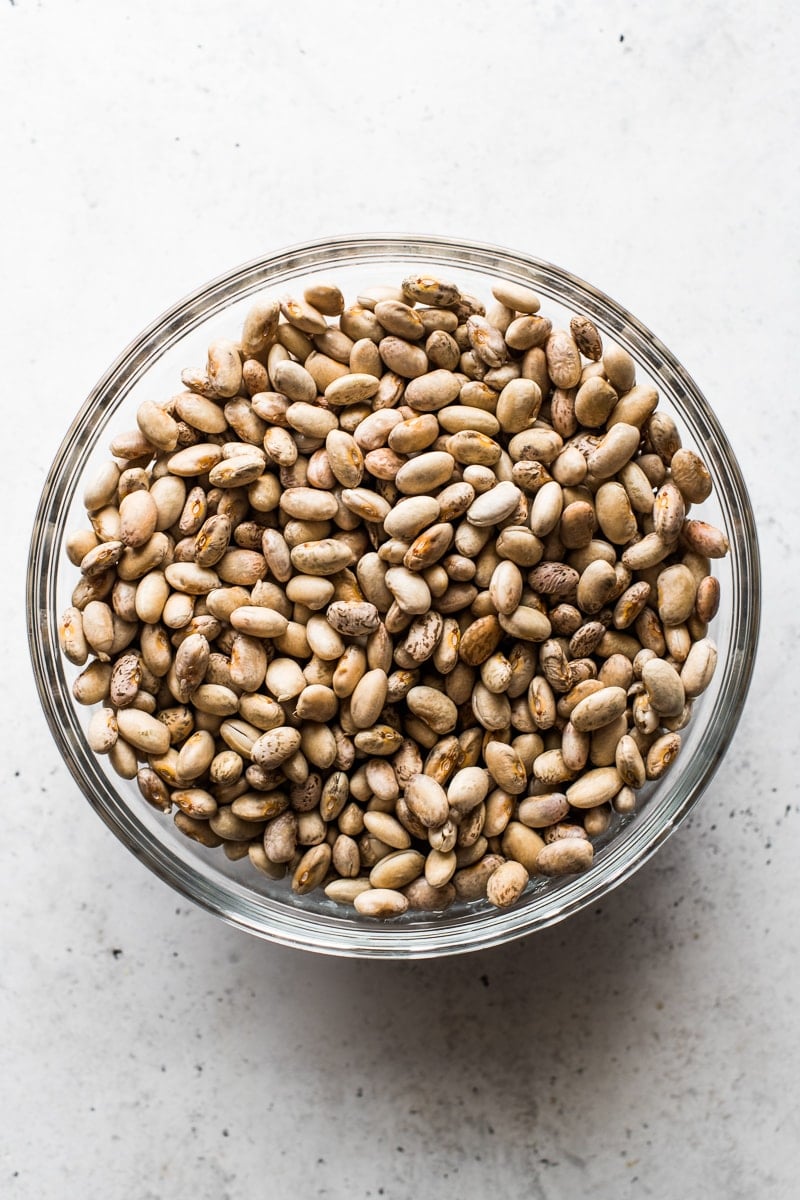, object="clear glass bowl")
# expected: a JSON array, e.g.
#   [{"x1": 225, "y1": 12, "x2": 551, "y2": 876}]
[{"x1": 27, "y1": 235, "x2": 761, "y2": 958}]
